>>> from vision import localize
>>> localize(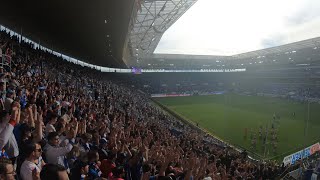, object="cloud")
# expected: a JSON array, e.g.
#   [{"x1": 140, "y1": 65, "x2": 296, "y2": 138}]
[
  {"x1": 155, "y1": 0, "x2": 320, "y2": 56},
  {"x1": 285, "y1": 0, "x2": 320, "y2": 26},
  {"x1": 261, "y1": 35, "x2": 286, "y2": 49}
]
